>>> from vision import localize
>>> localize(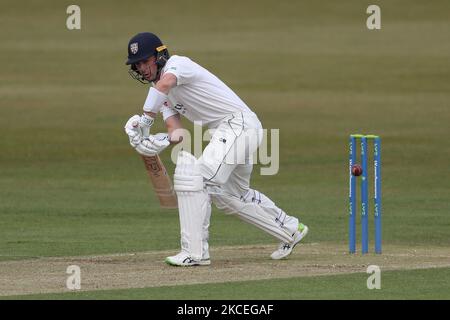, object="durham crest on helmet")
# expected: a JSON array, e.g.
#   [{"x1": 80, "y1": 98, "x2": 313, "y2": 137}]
[{"x1": 130, "y1": 42, "x2": 138, "y2": 54}]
